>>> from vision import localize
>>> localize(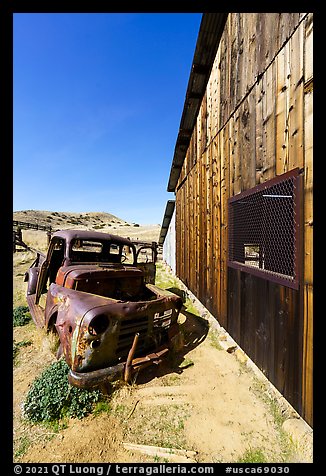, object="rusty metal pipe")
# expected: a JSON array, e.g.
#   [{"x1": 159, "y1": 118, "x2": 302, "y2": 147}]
[{"x1": 124, "y1": 332, "x2": 139, "y2": 383}]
